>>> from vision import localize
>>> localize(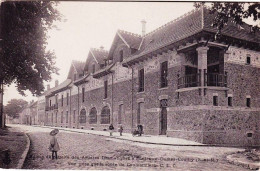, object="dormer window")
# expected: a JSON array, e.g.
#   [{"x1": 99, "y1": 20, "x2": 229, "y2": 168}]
[
  {"x1": 119, "y1": 50, "x2": 124, "y2": 62},
  {"x1": 92, "y1": 64, "x2": 95, "y2": 74}
]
